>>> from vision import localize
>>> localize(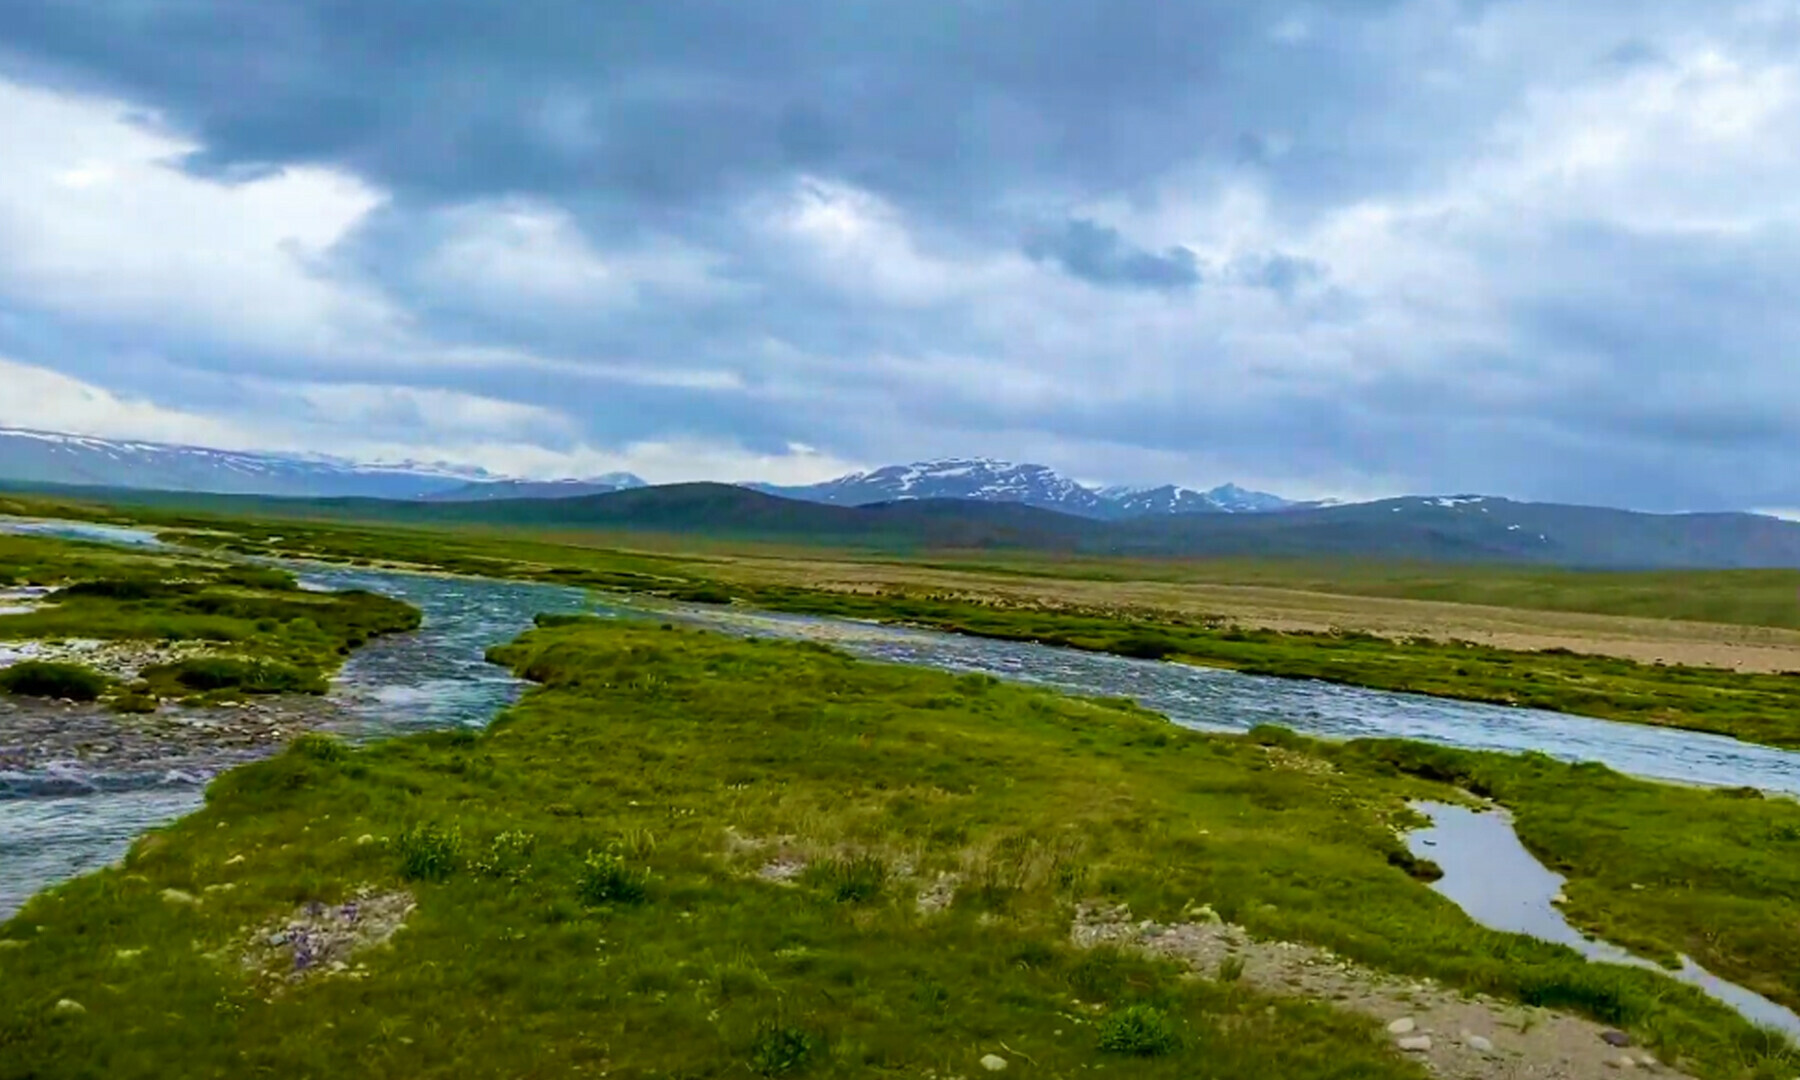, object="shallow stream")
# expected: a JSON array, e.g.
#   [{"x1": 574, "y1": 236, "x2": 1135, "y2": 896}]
[{"x1": 1406, "y1": 802, "x2": 1800, "y2": 1039}]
